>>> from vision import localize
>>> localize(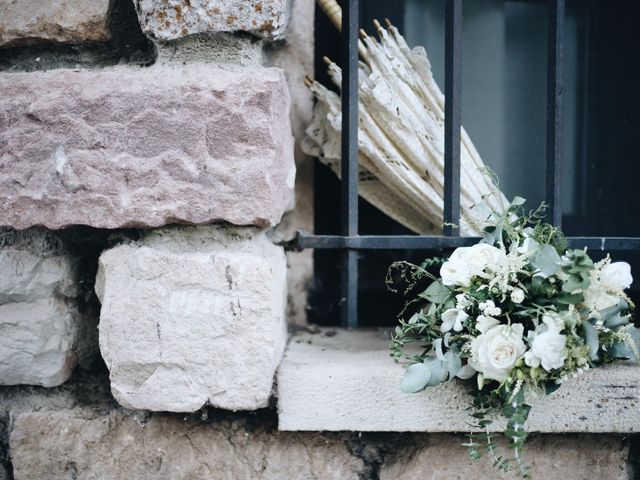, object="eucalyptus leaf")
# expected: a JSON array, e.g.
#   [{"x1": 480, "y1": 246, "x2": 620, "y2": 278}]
[
  {"x1": 444, "y1": 350, "x2": 462, "y2": 380},
  {"x1": 544, "y1": 381, "x2": 561, "y2": 395},
  {"x1": 456, "y1": 364, "x2": 476, "y2": 380},
  {"x1": 401, "y1": 363, "x2": 432, "y2": 393},
  {"x1": 510, "y1": 196, "x2": 526, "y2": 207},
  {"x1": 426, "y1": 358, "x2": 448, "y2": 386},
  {"x1": 557, "y1": 292, "x2": 584, "y2": 305},
  {"x1": 609, "y1": 326, "x2": 640, "y2": 360},
  {"x1": 562, "y1": 273, "x2": 590, "y2": 293},
  {"x1": 583, "y1": 321, "x2": 600, "y2": 361},
  {"x1": 532, "y1": 244, "x2": 561, "y2": 277},
  {"x1": 609, "y1": 341, "x2": 632, "y2": 359},
  {"x1": 604, "y1": 313, "x2": 630, "y2": 330},
  {"x1": 419, "y1": 280, "x2": 451, "y2": 304},
  {"x1": 433, "y1": 338, "x2": 445, "y2": 361},
  {"x1": 600, "y1": 299, "x2": 629, "y2": 321}
]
